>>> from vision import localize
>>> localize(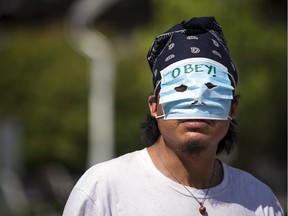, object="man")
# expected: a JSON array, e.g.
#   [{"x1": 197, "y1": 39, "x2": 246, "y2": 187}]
[{"x1": 63, "y1": 17, "x2": 283, "y2": 215}]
